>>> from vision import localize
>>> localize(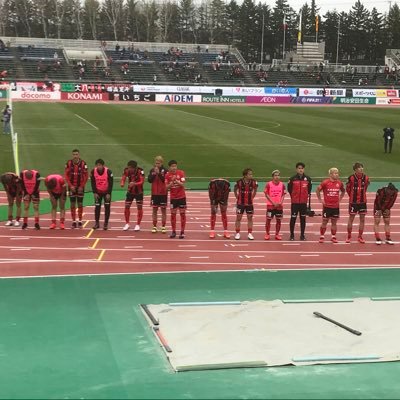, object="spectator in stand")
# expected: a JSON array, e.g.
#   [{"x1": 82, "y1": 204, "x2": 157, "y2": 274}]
[
  {"x1": 0, "y1": 70, "x2": 7, "y2": 80},
  {"x1": 115, "y1": 43, "x2": 120, "y2": 52}
]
